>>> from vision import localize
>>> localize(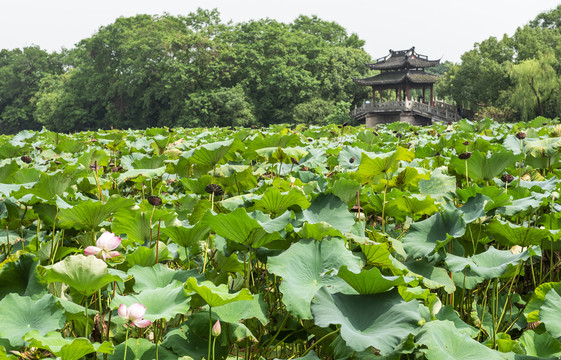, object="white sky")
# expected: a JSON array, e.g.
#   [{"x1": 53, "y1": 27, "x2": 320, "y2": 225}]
[{"x1": 1, "y1": 0, "x2": 560, "y2": 63}]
